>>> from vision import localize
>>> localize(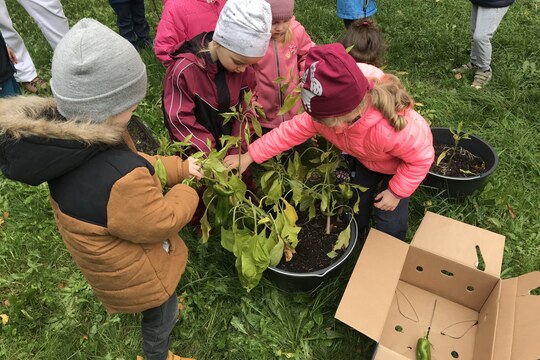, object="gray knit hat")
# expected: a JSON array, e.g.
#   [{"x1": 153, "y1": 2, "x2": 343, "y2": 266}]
[
  {"x1": 50, "y1": 18, "x2": 147, "y2": 123},
  {"x1": 213, "y1": 0, "x2": 272, "y2": 58}
]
